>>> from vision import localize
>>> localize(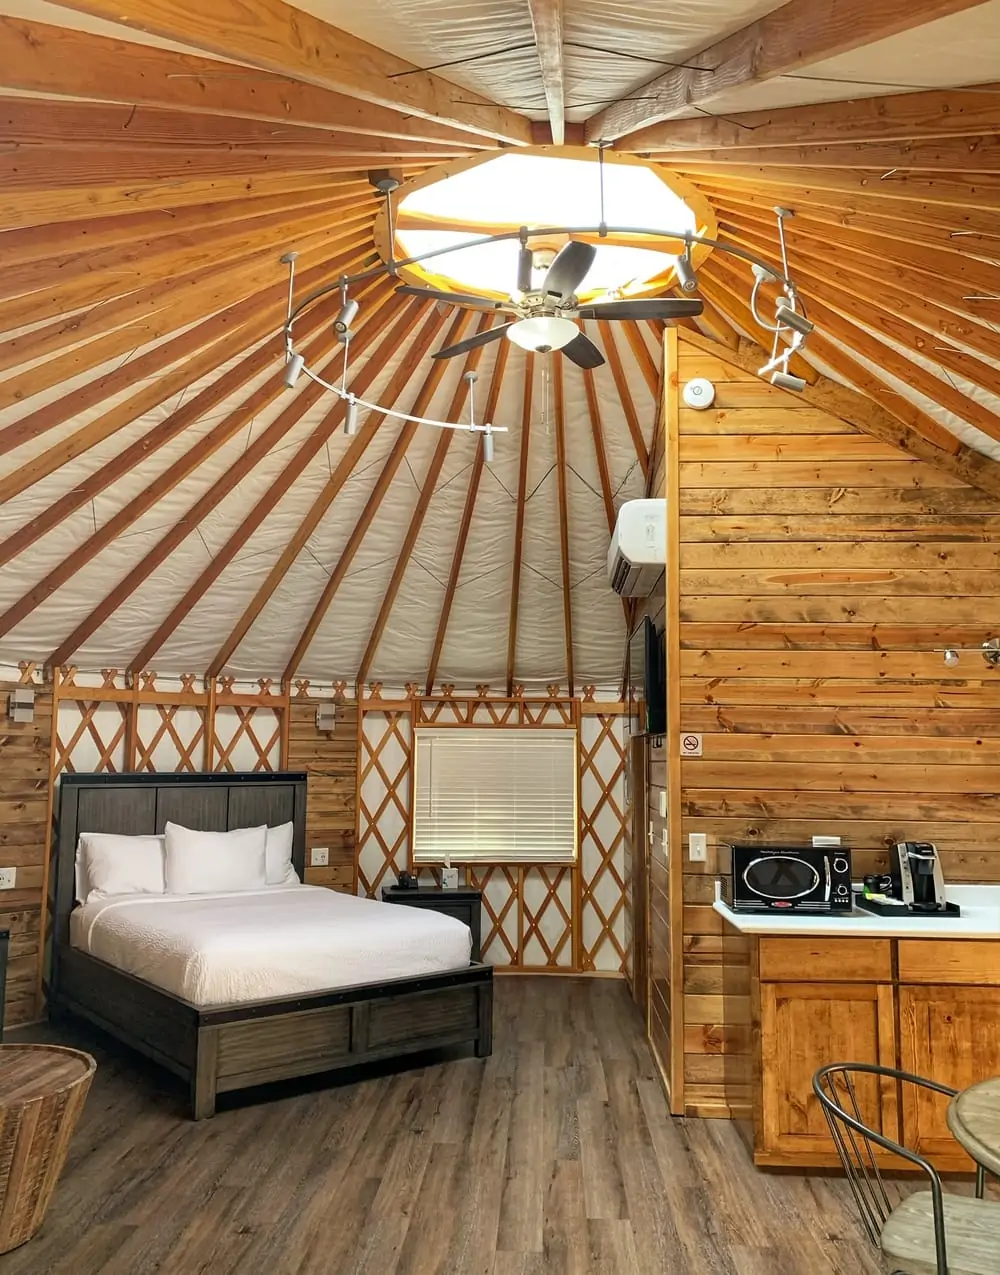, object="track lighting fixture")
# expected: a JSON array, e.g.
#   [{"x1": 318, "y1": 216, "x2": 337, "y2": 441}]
[
  {"x1": 770, "y1": 370, "x2": 807, "y2": 393},
  {"x1": 344, "y1": 396, "x2": 359, "y2": 436},
  {"x1": 483, "y1": 429, "x2": 495, "y2": 463},
  {"x1": 675, "y1": 245, "x2": 698, "y2": 294},
  {"x1": 937, "y1": 639, "x2": 1000, "y2": 668},
  {"x1": 775, "y1": 303, "x2": 814, "y2": 336},
  {"x1": 334, "y1": 299, "x2": 359, "y2": 339},
  {"x1": 943, "y1": 648, "x2": 960, "y2": 666},
  {"x1": 283, "y1": 353, "x2": 305, "y2": 388}
]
